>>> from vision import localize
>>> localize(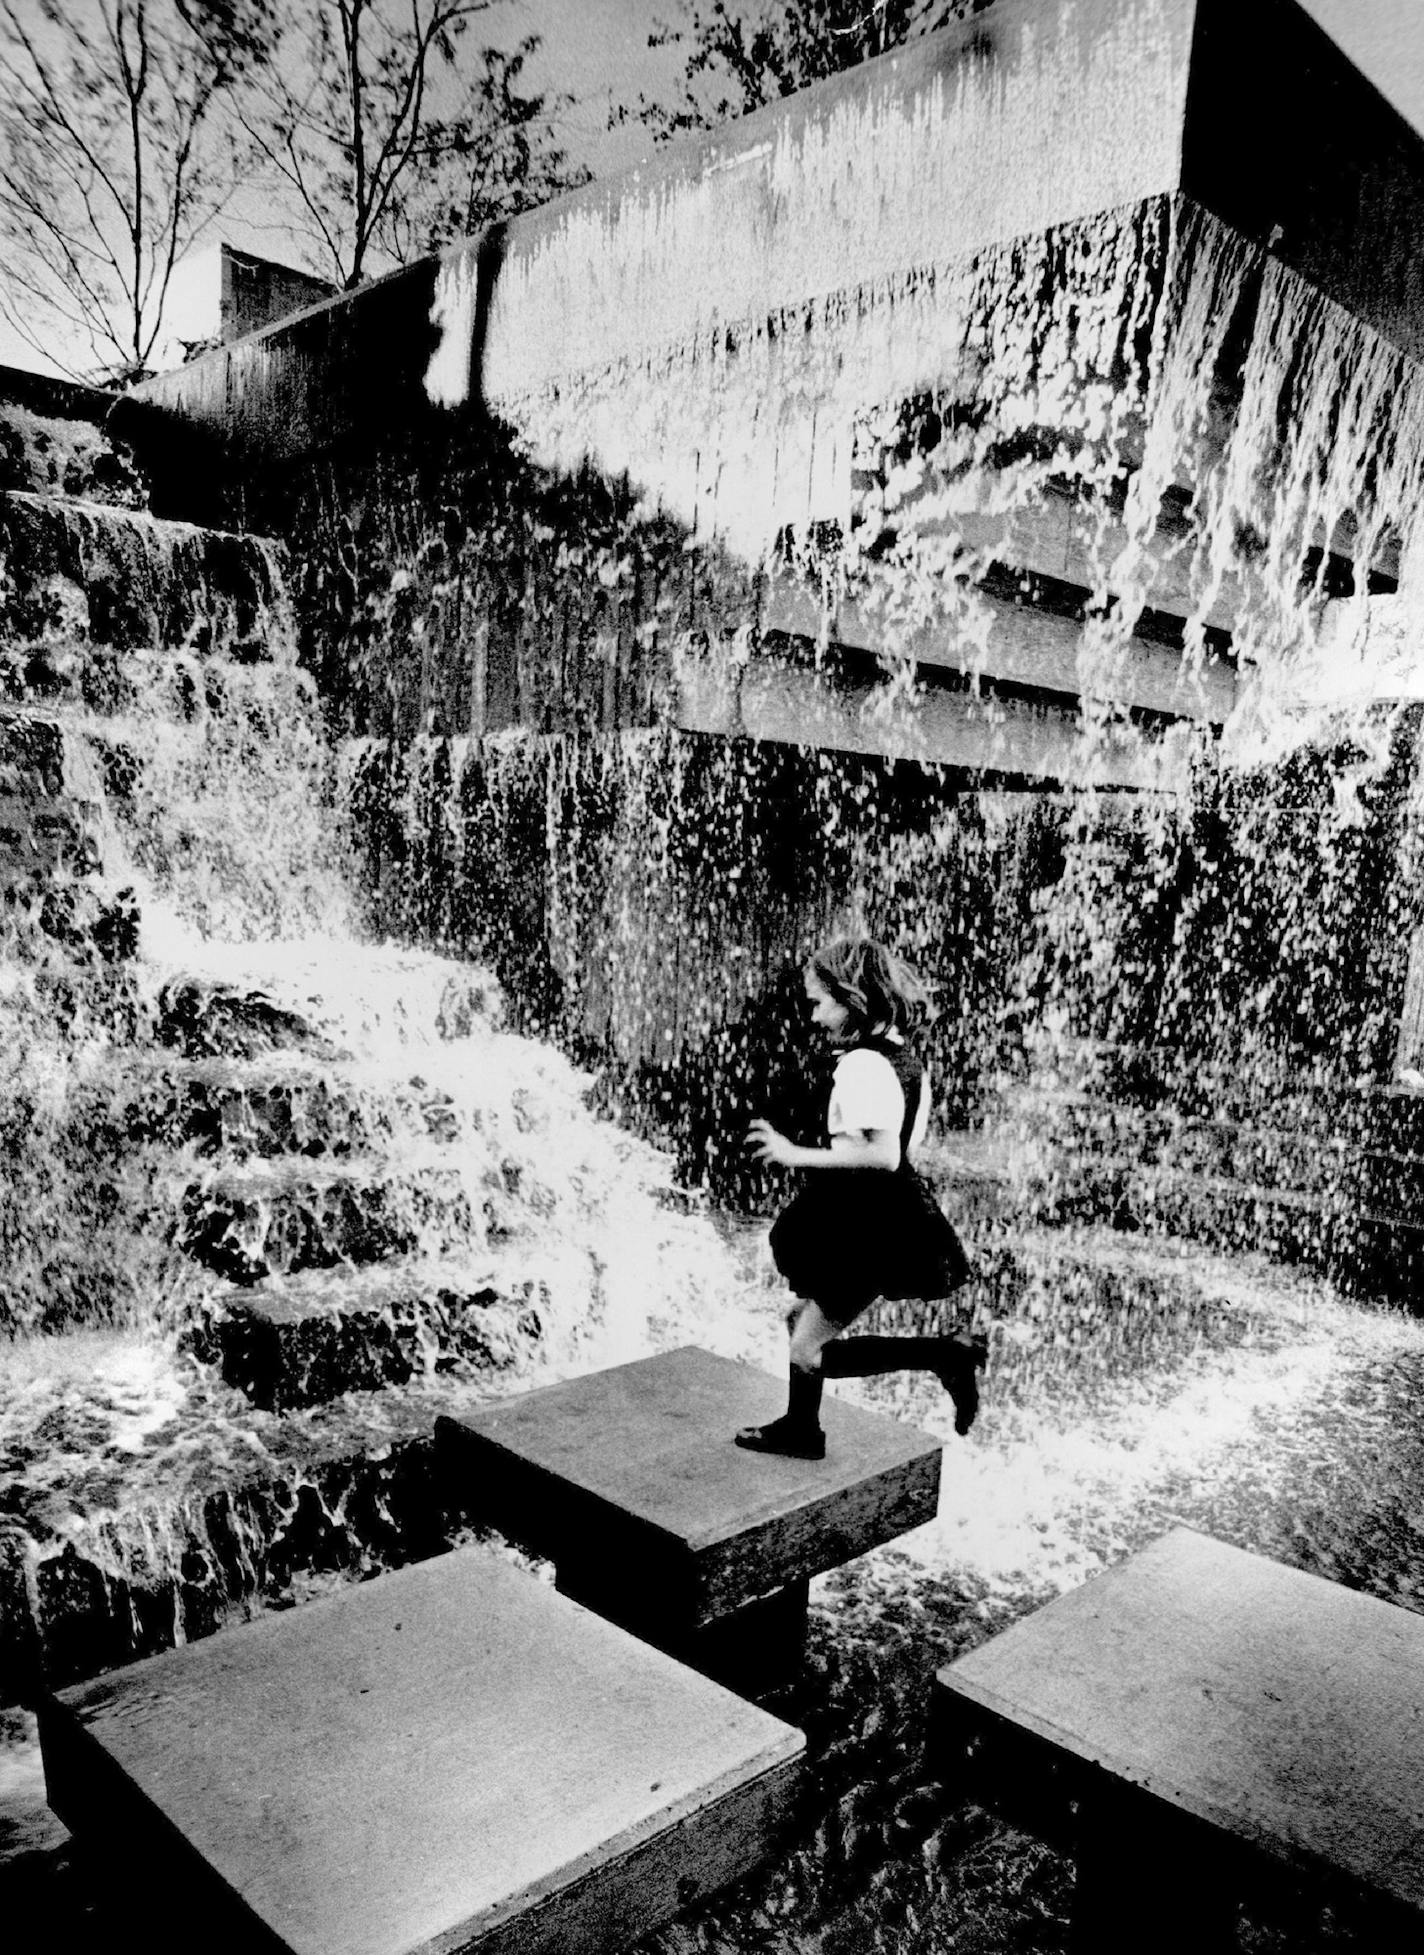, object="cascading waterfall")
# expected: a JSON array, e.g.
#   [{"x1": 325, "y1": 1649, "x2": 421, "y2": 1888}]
[
  {"x1": 413, "y1": 190, "x2": 1424, "y2": 1246},
  {"x1": 0, "y1": 405, "x2": 780, "y2": 1701},
  {"x1": 10, "y1": 110, "x2": 1424, "y2": 1955}
]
